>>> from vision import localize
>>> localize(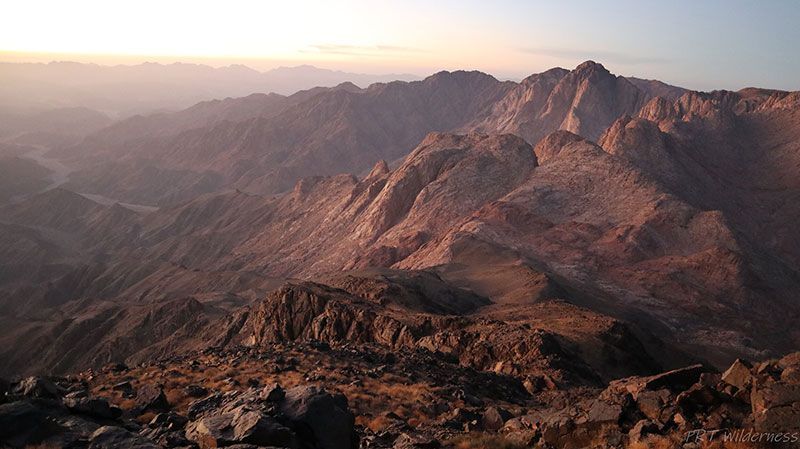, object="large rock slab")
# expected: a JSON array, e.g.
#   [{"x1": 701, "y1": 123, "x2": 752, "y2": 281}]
[
  {"x1": 721, "y1": 358, "x2": 753, "y2": 391},
  {"x1": 281, "y1": 385, "x2": 357, "y2": 449},
  {"x1": 186, "y1": 404, "x2": 296, "y2": 448},
  {"x1": 135, "y1": 384, "x2": 170, "y2": 413},
  {"x1": 64, "y1": 395, "x2": 121, "y2": 420},
  {"x1": 88, "y1": 425, "x2": 159, "y2": 449},
  {"x1": 751, "y1": 377, "x2": 800, "y2": 432}
]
